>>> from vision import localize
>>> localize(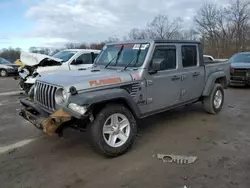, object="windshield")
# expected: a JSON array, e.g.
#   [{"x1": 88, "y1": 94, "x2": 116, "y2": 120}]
[
  {"x1": 0, "y1": 58, "x2": 11, "y2": 64},
  {"x1": 94, "y1": 43, "x2": 150, "y2": 67},
  {"x1": 52, "y1": 51, "x2": 77, "y2": 62},
  {"x1": 229, "y1": 53, "x2": 250, "y2": 63}
]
